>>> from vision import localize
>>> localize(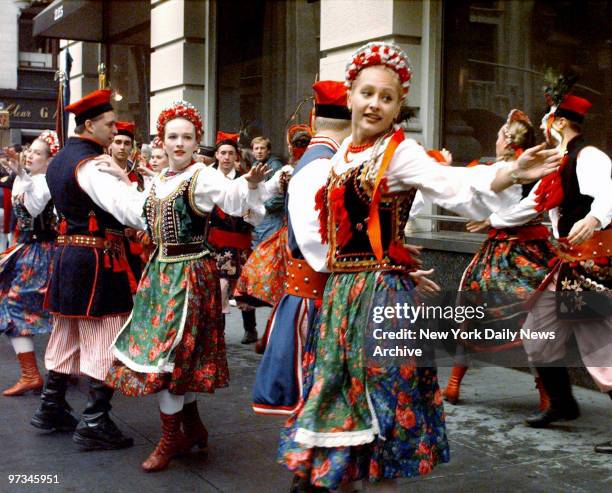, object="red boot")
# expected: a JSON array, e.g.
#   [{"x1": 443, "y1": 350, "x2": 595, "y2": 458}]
[
  {"x1": 535, "y1": 376, "x2": 550, "y2": 412},
  {"x1": 443, "y1": 365, "x2": 468, "y2": 404},
  {"x1": 182, "y1": 401, "x2": 208, "y2": 452},
  {"x1": 142, "y1": 411, "x2": 190, "y2": 472},
  {"x1": 3, "y1": 351, "x2": 43, "y2": 396}
]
